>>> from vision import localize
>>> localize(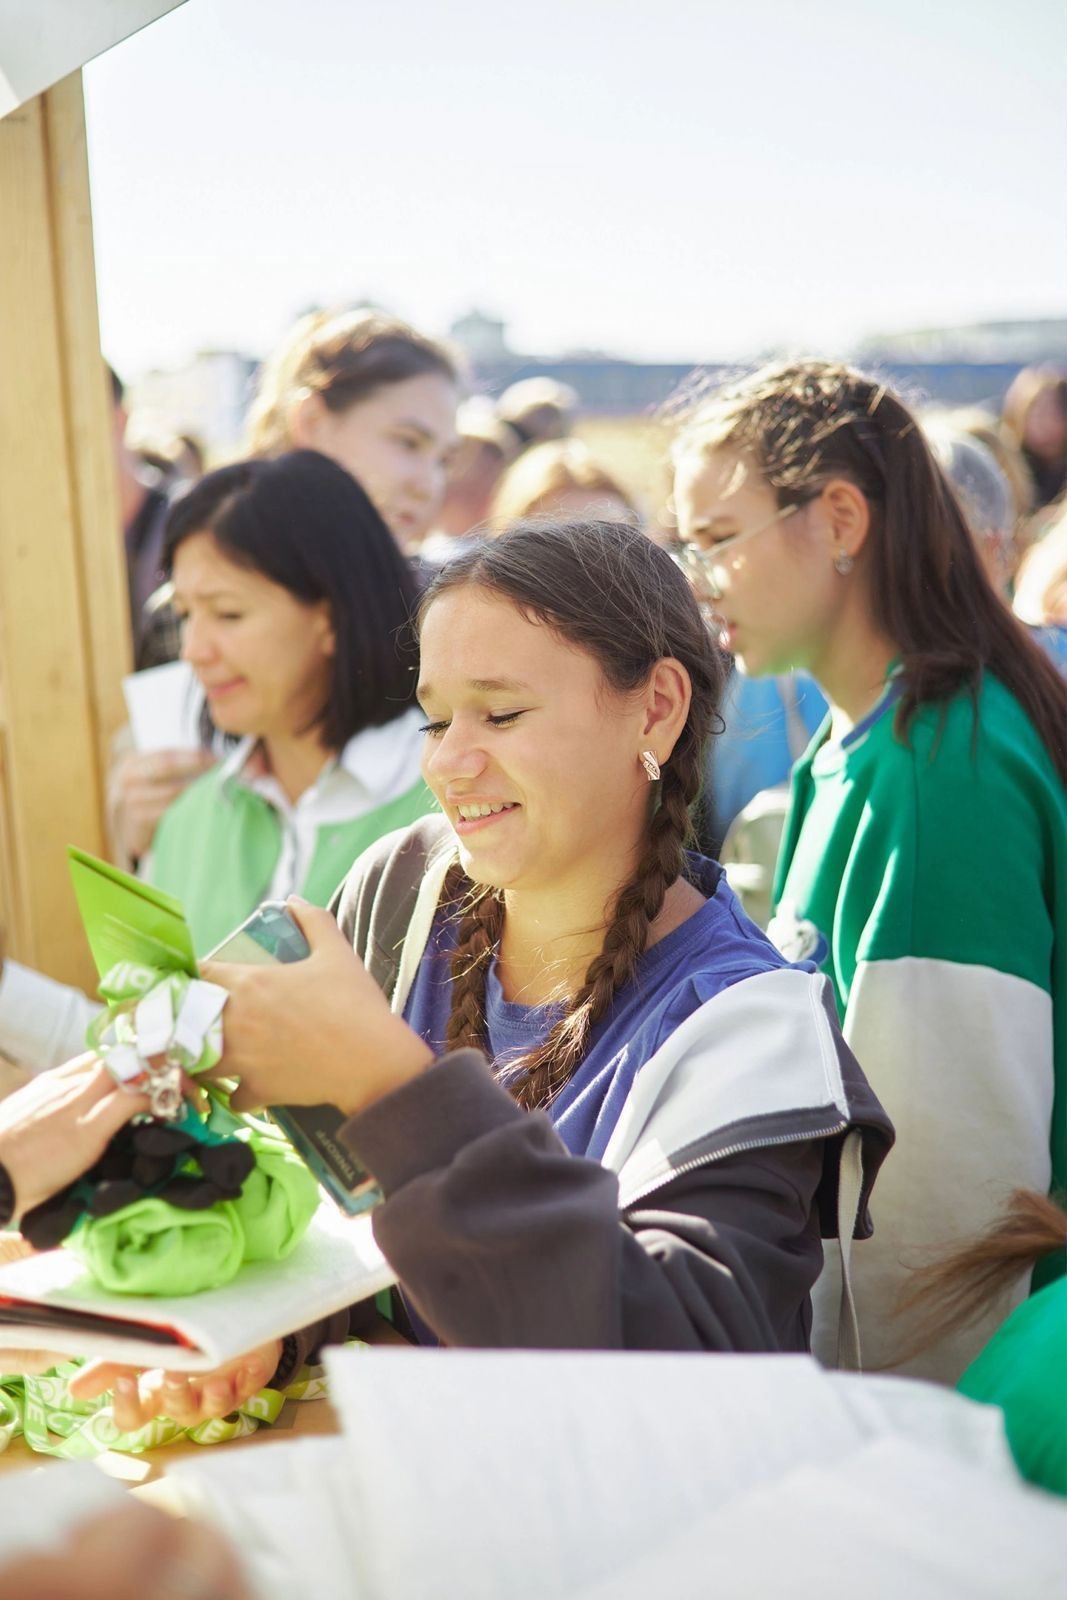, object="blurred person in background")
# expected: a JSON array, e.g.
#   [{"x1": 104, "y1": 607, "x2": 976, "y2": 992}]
[
  {"x1": 145, "y1": 450, "x2": 436, "y2": 954},
  {"x1": 927, "y1": 427, "x2": 1067, "y2": 676},
  {"x1": 495, "y1": 375, "x2": 578, "y2": 449},
  {"x1": 246, "y1": 308, "x2": 460, "y2": 554},
  {"x1": 1014, "y1": 499, "x2": 1067, "y2": 674},
  {"x1": 489, "y1": 438, "x2": 640, "y2": 527},
  {"x1": 0, "y1": 452, "x2": 435, "y2": 1069},
  {"x1": 107, "y1": 363, "x2": 184, "y2": 657},
  {"x1": 420, "y1": 400, "x2": 521, "y2": 561},
  {"x1": 112, "y1": 310, "x2": 460, "y2": 866},
  {"x1": 673, "y1": 358, "x2": 1067, "y2": 1384},
  {"x1": 1001, "y1": 365, "x2": 1067, "y2": 512},
  {"x1": 924, "y1": 425, "x2": 1017, "y2": 597}
]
